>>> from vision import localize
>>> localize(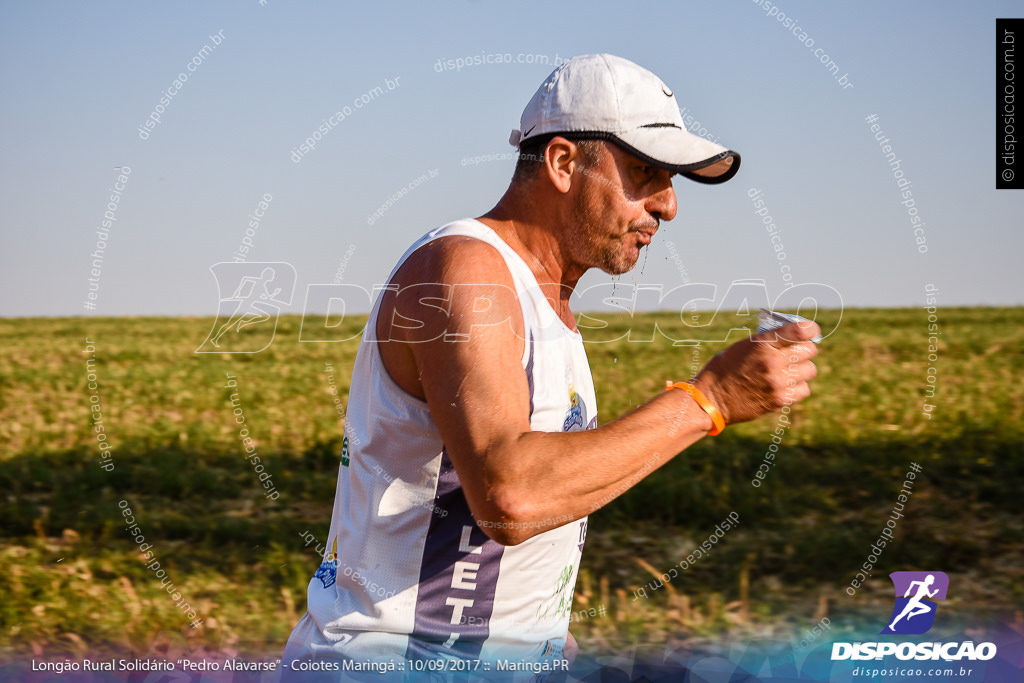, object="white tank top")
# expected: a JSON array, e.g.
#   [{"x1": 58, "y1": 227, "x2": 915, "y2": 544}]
[{"x1": 283, "y1": 219, "x2": 598, "y2": 672}]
